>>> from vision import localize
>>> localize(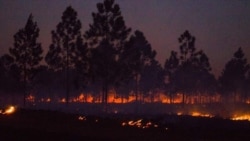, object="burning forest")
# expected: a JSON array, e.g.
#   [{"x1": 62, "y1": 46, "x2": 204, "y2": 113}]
[
  {"x1": 0, "y1": 1, "x2": 250, "y2": 121},
  {"x1": 0, "y1": 0, "x2": 250, "y2": 140}
]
